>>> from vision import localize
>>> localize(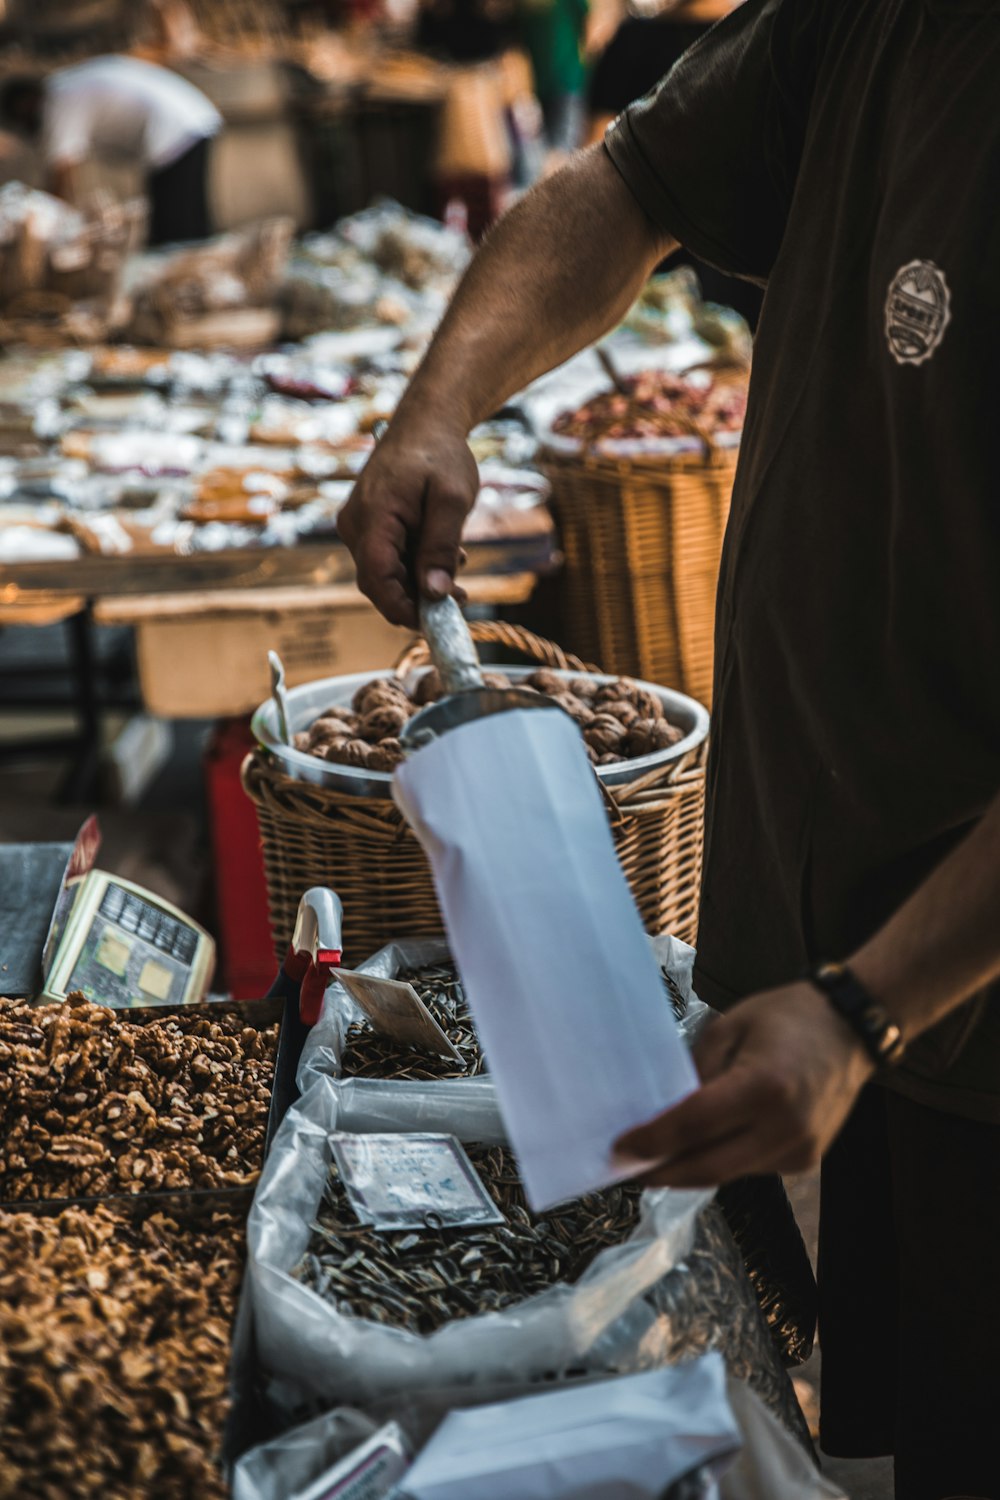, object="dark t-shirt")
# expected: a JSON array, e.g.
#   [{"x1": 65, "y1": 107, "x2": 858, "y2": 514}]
[{"x1": 606, "y1": 0, "x2": 1000, "y2": 1120}]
